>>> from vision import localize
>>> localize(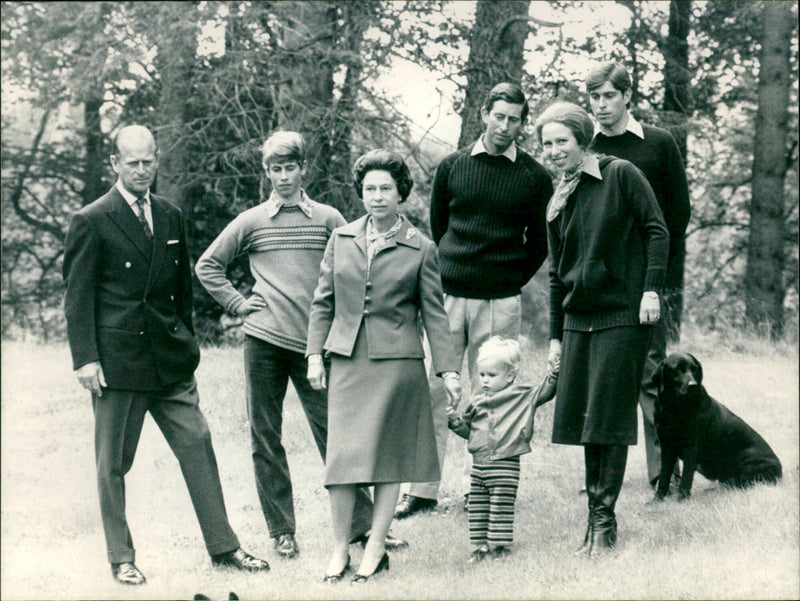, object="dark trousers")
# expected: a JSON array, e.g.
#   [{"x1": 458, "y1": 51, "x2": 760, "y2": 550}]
[
  {"x1": 93, "y1": 377, "x2": 239, "y2": 564},
  {"x1": 640, "y1": 314, "x2": 667, "y2": 483},
  {"x1": 244, "y1": 336, "x2": 372, "y2": 538}
]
